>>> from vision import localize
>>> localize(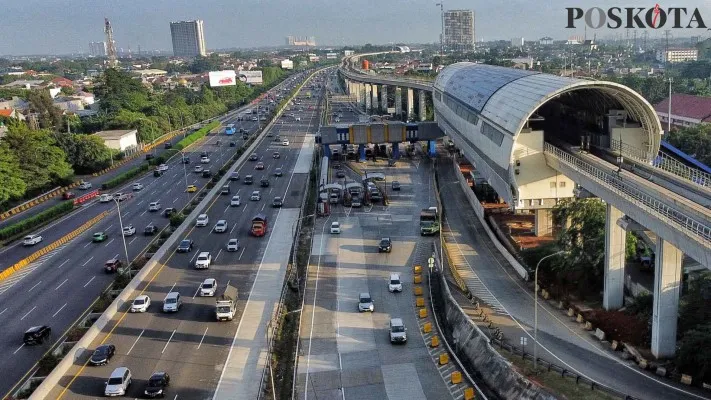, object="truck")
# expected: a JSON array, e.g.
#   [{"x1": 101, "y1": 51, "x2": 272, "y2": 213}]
[
  {"x1": 251, "y1": 213, "x2": 268, "y2": 237},
  {"x1": 216, "y1": 284, "x2": 238, "y2": 321},
  {"x1": 420, "y1": 207, "x2": 440, "y2": 235}
]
